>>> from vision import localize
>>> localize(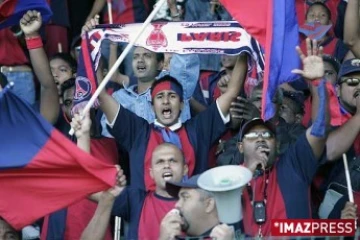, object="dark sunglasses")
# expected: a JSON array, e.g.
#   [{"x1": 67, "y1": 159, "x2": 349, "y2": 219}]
[
  {"x1": 243, "y1": 131, "x2": 274, "y2": 140},
  {"x1": 339, "y1": 78, "x2": 360, "y2": 87}
]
